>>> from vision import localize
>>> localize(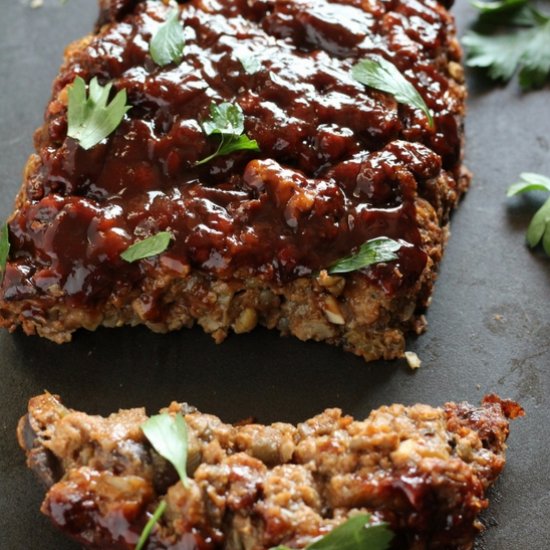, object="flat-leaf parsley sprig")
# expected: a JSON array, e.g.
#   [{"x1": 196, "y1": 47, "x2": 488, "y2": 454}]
[
  {"x1": 197, "y1": 102, "x2": 260, "y2": 165},
  {"x1": 141, "y1": 412, "x2": 189, "y2": 486},
  {"x1": 328, "y1": 237, "x2": 402, "y2": 275},
  {"x1": 463, "y1": 0, "x2": 550, "y2": 89},
  {"x1": 352, "y1": 57, "x2": 434, "y2": 128},
  {"x1": 236, "y1": 51, "x2": 262, "y2": 75},
  {"x1": 67, "y1": 76, "x2": 131, "y2": 150},
  {"x1": 136, "y1": 412, "x2": 190, "y2": 550},
  {"x1": 507, "y1": 172, "x2": 550, "y2": 255},
  {"x1": 120, "y1": 232, "x2": 173, "y2": 263},
  {"x1": 271, "y1": 513, "x2": 393, "y2": 550},
  {"x1": 149, "y1": 7, "x2": 185, "y2": 67}
]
